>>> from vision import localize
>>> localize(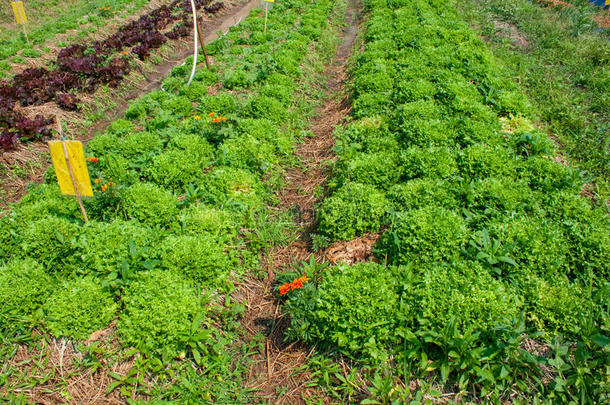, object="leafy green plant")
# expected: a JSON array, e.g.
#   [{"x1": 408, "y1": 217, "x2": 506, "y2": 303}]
[
  {"x1": 286, "y1": 262, "x2": 403, "y2": 363},
  {"x1": 118, "y1": 270, "x2": 207, "y2": 358},
  {"x1": 379, "y1": 207, "x2": 468, "y2": 265},
  {"x1": 45, "y1": 277, "x2": 117, "y2": 340},
  {"x1": 121, "y1": 183, "x2": 178, "y2": 227},
  {"x1": 317, "y1": 182, "x2": 388, "y2": 241},
  {"x1": 19, "y1": 215, "x2": 80, "y2": 273},
  {"x1": 0, "y1": 259, "x2": 52, "y2": 318},
  {"x1": 161, "y1": 234, "x2": 230, "y2": 285}
]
